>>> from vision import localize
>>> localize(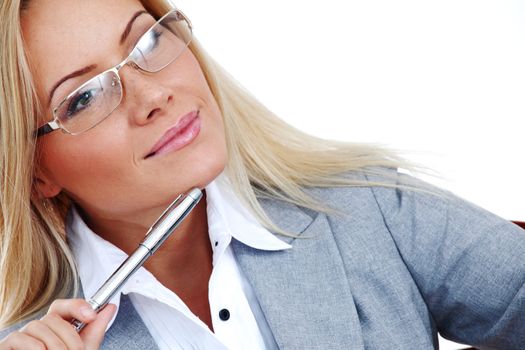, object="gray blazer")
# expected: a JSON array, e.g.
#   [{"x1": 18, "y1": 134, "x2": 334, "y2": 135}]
[{"x1": 2, "y1": 167, "x2": 525, "y2": 349}]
